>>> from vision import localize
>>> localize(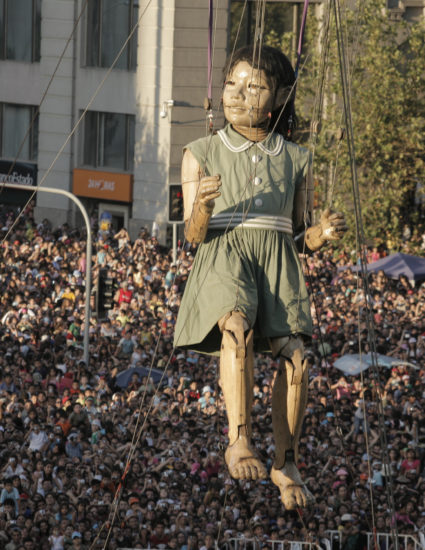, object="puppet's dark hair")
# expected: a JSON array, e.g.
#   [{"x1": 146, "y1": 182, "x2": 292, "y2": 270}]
[{"x1": 223, "y1": 45, "x2": 297, "y2": 139}]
